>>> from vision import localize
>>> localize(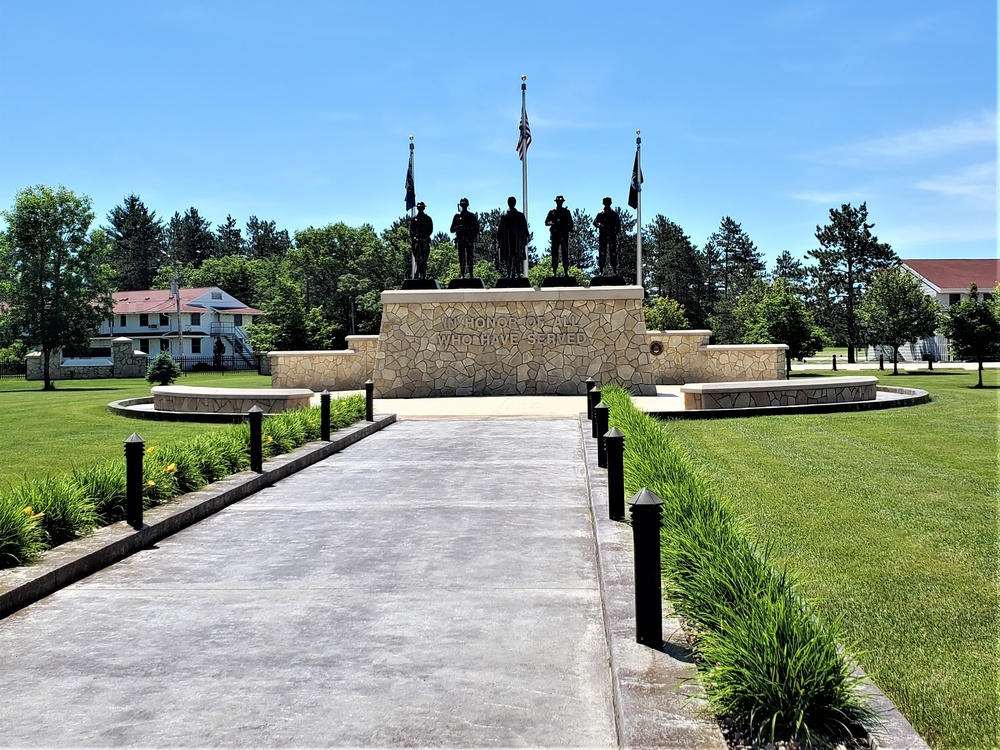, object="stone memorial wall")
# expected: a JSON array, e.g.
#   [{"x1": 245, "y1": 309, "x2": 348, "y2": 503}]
[{"x1": 372, "y1": 287, "x2": 657, "y2": 397}]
